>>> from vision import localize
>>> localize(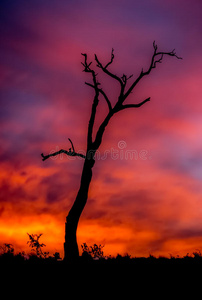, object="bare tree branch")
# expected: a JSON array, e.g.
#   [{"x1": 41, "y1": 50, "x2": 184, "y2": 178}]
[
  {"x1": 41, "y1": 149, "x2": 86, "y2": 161},
  {"x1": 117, "y1": 97, "x2": 151, "y2": 111},
  {"x1": 41, "y1": 138, "x2": 86, "y2": 161},
  {"x1": 104, "y1": 48, "x2": 115, "y2": 69},
  {"x1": 99, "y1": 89, "x2": 112, "y2": 111},
  {"x1": 81, "y1": 53, "x2": 98, "y2": 89},
  {"x1": 92, "y1": 42, "x2": 181, "y2": 149},
  {"x1": 81, "y1": 53, "x2": 100, "y2": 147},
  {"x1": 123, "y1": 41, "x2": 182, "y2": 101},
  {"x1": 94, "y1": 50, "x2": 124, "y2": 90}
]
